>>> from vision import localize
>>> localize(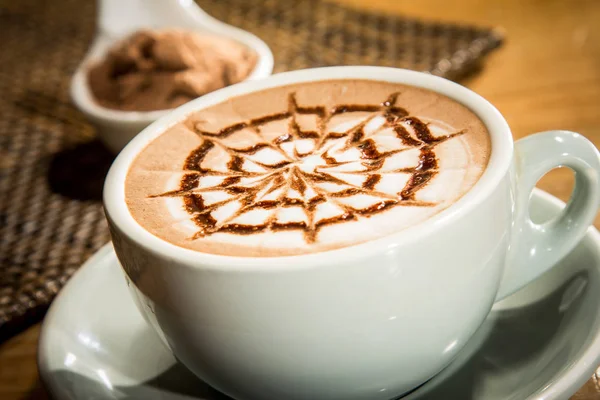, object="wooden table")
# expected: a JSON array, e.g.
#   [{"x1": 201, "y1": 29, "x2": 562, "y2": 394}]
[{"x1": 1, "y1": 0, "x2": 599, "y2": 399}]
